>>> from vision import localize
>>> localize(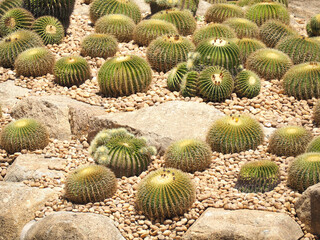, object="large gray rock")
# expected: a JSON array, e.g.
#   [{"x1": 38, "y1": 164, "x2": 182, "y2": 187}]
[
  {"x1": 295, "y1": 183, "x2": 320, "y2": 235},
  {"x1": 0, "y1": 182, "x2": 58, "y2": 240},
  {"x1": 182, "y1": 208, "x2": 303, "y2": 240},
  {"x1": 88, "y1": 101, "x2": 224, "y2": 153},
  {"x1": 10, "y1": 95, "x2": 105, "y2": 140},
  {"x1": 21, "y1": 212, "x2": 125, "y2": 240},
  {"x1": 0, "y1": 81, "x2": 29, "y2": 108},
  {"x1": 4, "y1": 154, "x2": 66, "y2": 182}
]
